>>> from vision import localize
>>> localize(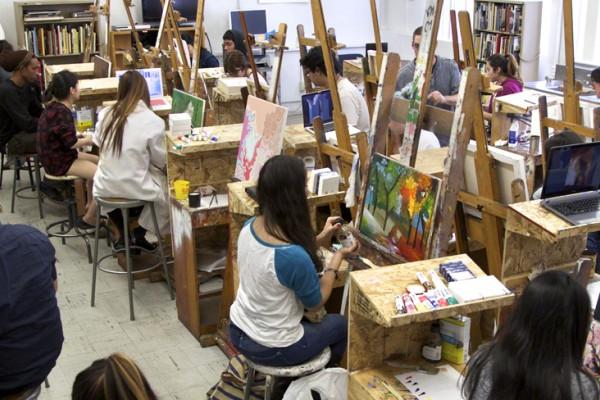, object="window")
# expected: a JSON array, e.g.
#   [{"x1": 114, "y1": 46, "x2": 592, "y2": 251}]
[{"x1": 572, "y1": 0, "x2": 600, "y2": 64}]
